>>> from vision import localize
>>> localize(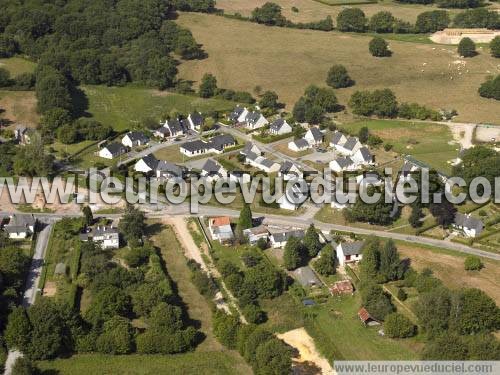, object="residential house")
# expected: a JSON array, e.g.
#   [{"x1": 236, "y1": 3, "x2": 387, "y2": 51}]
[
  {"x1": 200, "y1": 159, "x2": 227, "y2": 182},
  {"x1": 288, "y1": 138, "x2": 310, "y2": 152},
  {"x1": 163, "y1": 118, "x2": 188, "y2": 137},
  {"x1": 134, "y1": 154, "x2": 159, "y2": 174},
  {"x1": 277, "y1": 183, "x2": 307, "y2": 211},
  {"x1": 155, "y1": 160, "x2": 185, "y2": 180},
  {"x1": 335, "y1": 136, "x2": 362, "y2": 156},
  {"x1": 180, "y1": 140, "x2": 208, "y2": 157},
  {"x1": 240, "y1": 142, "x2": 279, "y2": 173},
  {"x1": 228, "y1": 106, "x2": 248, "y2": 123},
  {"x1": 279, "y1": 161, "x2": 303, "y2": 181},
  {"x1": 208, "y1": 216, "x2": 234, "y2": 243},
  {"x1": 304, "y1": 127, "x2": 324, "y2": 146},
  {"x1": 269, "y1": 118, "x2": 292, "y2": 135},
  {"x1": 80, "y1": 225, "x2": 120, "y2": 249},
  {"x1": 269, "y1": 229, "x2": 305, "y2": 248},
  {"x1": 329, "y1": 156, "x2": 357, "y2": 173},
  {"x1": 329, "y1": 131, "x2": 348, "y2": 149},
  {"x1": 244, "y1": 111, "x2": 268, "y2": 130},
  {"x1": 453, "y1": 213, "x2": 484, "y2": 238},
  {"x1": 336, "y1": 241, "x2": 364, "y2": 266},
  {"x1": 243, "y1": 225, "x2": 269, "y2": 245},
  {"x1": 154, "y1": 127, "x2": 170, "y2": 139},
  {"x1": 99, "y1": 142, "x2": 127, "y2": 159},
  {"x1": 3, "y1": 214, "x2": 37, "y2": 239},
  {"x1": 121, "y1": 131, "x2": 149, "y2": 148},
  {"x1": 187, "y1": 112, "x2": 204, "y2": 131},
  {"x1": 352, "y1": 147, "x2": 374, "y2": 166}
]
